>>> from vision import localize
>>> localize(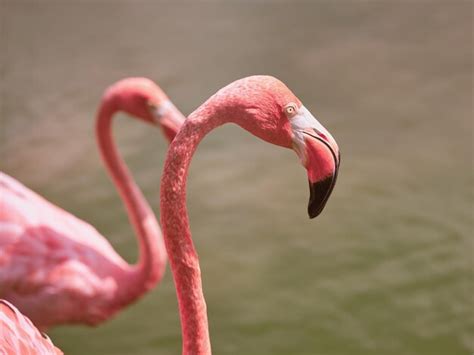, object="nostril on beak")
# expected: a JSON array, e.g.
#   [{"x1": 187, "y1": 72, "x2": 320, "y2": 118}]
[{"x1": 313, "y1": 128, "x2": 327, "y2": 142}]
